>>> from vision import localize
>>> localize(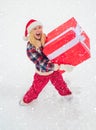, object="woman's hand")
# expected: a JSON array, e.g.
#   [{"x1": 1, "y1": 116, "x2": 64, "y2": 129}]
[
  {"x1": 59, "y1": 64, "x2": 74, "y2": 72},
  {"x1": 54, "y1": 64, "x2": 60, "y2": 71}
]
